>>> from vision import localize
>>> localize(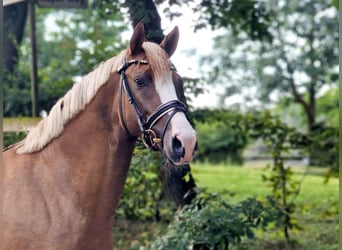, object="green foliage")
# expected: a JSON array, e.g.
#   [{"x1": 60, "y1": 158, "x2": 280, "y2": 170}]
[
  {"x1": 316, "y1": 88, "x2": 339, "y2": 127},
  {"x1": 3, "y1": 62, "x2": 31, "y2": 116},
  {"x1": 182, "y1": 76, "x2": 205, "y2": 110},
  {"x1": 309, "y1": 124, "x2": 338, "y2": 178},
  {"x1": 195, "y1": 120, "x2": 247, "y2": 164},
  {"x1": 273, "y1": 87, "x2": 339, "y2": 130},
  {"x1": 3, "y1": 1, "x2": 338, "y2": 247},
  {"x1": 4, "y1": 6, "x2": 127, "y2": 116},
  {"x1": 332, "y1": 0, "x2": 339, "y2": 8},
  {"x1": 147, "y1": 192, "x2": 279, "y2": 250},
  {"x1": 159, "y1": 0, "x2": 272, "y2": 41},
  {"x1": 193, "y1": 0, "x2": 272, "y2": 41}
]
